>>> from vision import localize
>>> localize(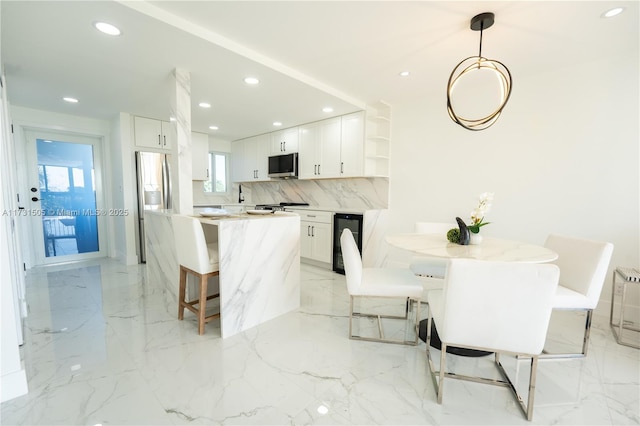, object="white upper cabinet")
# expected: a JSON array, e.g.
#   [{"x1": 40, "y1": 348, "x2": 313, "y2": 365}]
[
  {"x1": 339, "y1": 111, "x2": 364, "y2": 177},
  {"x1": 191, "y1": 132, "x2": 209, "y2": 181},
  {"x1": 298, "y1": 116, "x2": 343, "y2": 179},
  {"x1": 232, "y1": 134, "x2": 270, "y2": 182},
  {"x1": 318, "y1": 117, "x2": 342, "y2": 178},
  {"x1": 298, "y1": 122, "x2": 321, "y2": 179},
  {"x1": 230, "y1": 109, "x2": 375, "y2": 182},
  {"x1": 134, "y1": 116, "x2": 173, "y2": 151},
  {"x1": 271, "y1": 127, "x2": 299, "y2": 154}
]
